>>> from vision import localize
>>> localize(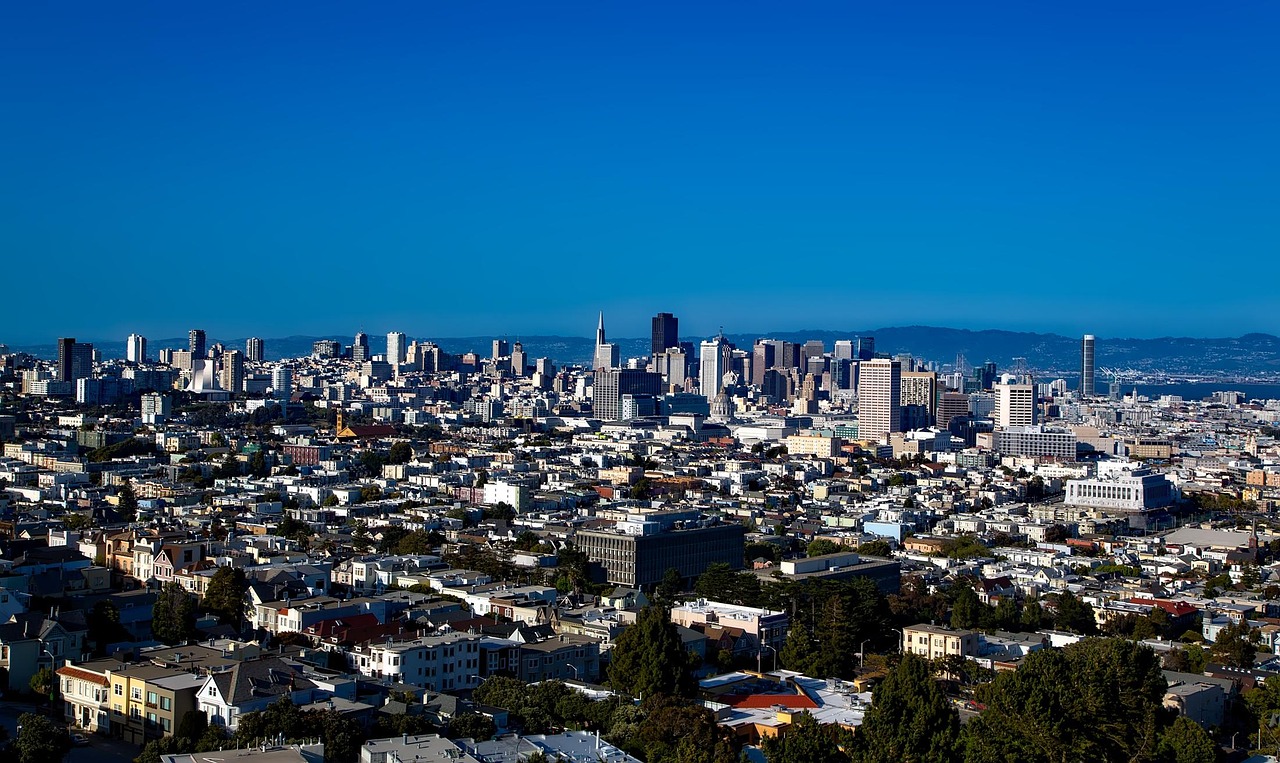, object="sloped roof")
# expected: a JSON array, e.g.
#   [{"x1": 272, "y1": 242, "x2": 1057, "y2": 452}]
[{"x1": 212, "y1": 657, "x2": 316, "y2": 706}]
